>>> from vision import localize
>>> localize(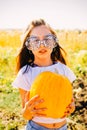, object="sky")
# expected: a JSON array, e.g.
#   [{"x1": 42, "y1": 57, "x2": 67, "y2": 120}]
[{"x1": 0, "y1": 0, "x2": 87, "y2": 30}]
